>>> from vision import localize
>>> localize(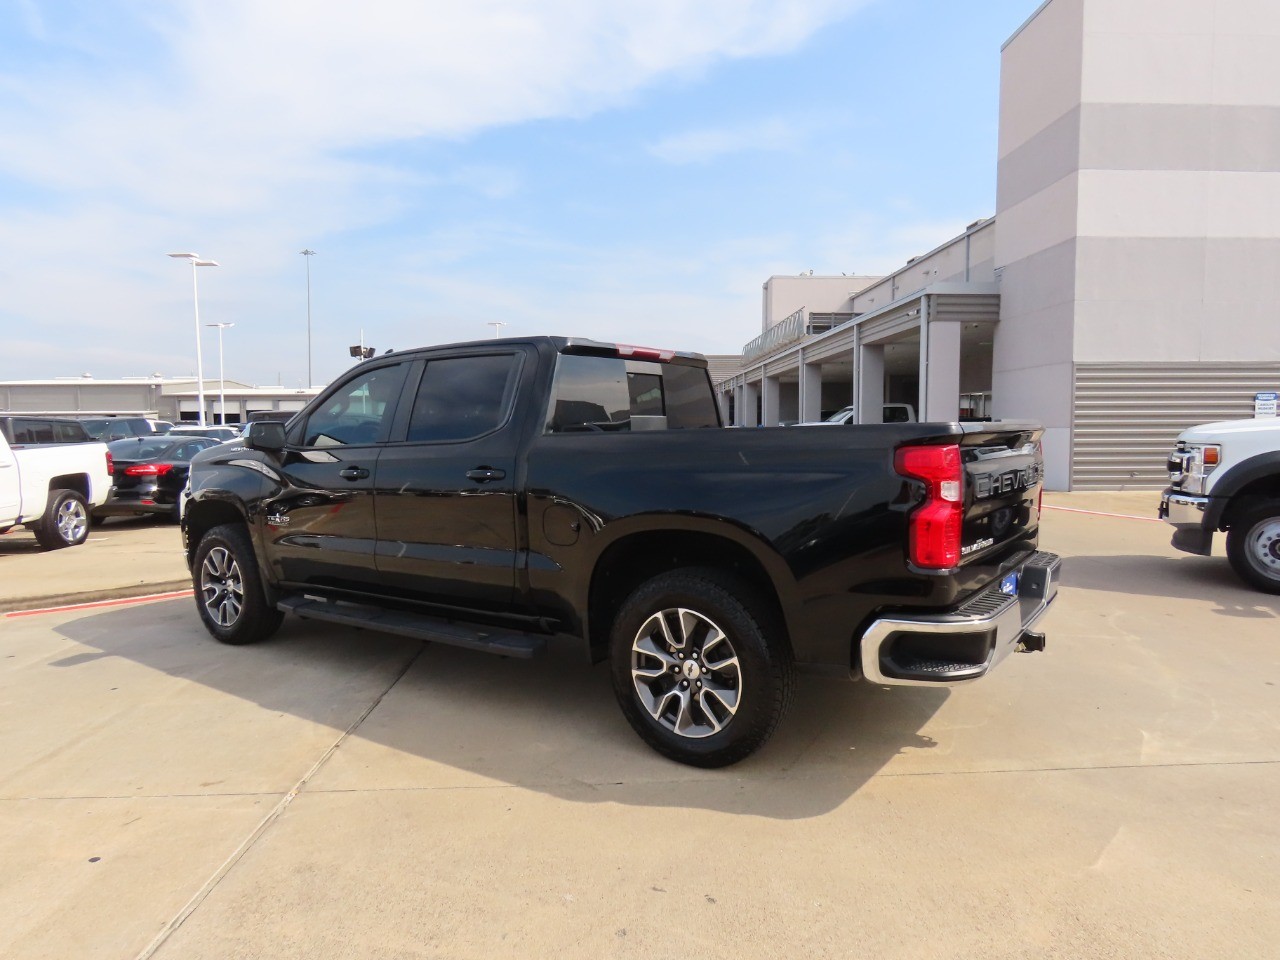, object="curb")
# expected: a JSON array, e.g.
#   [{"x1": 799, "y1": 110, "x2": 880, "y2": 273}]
[{"x1": 0, "y1": 579, "x2": 194, "y2": 615}]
